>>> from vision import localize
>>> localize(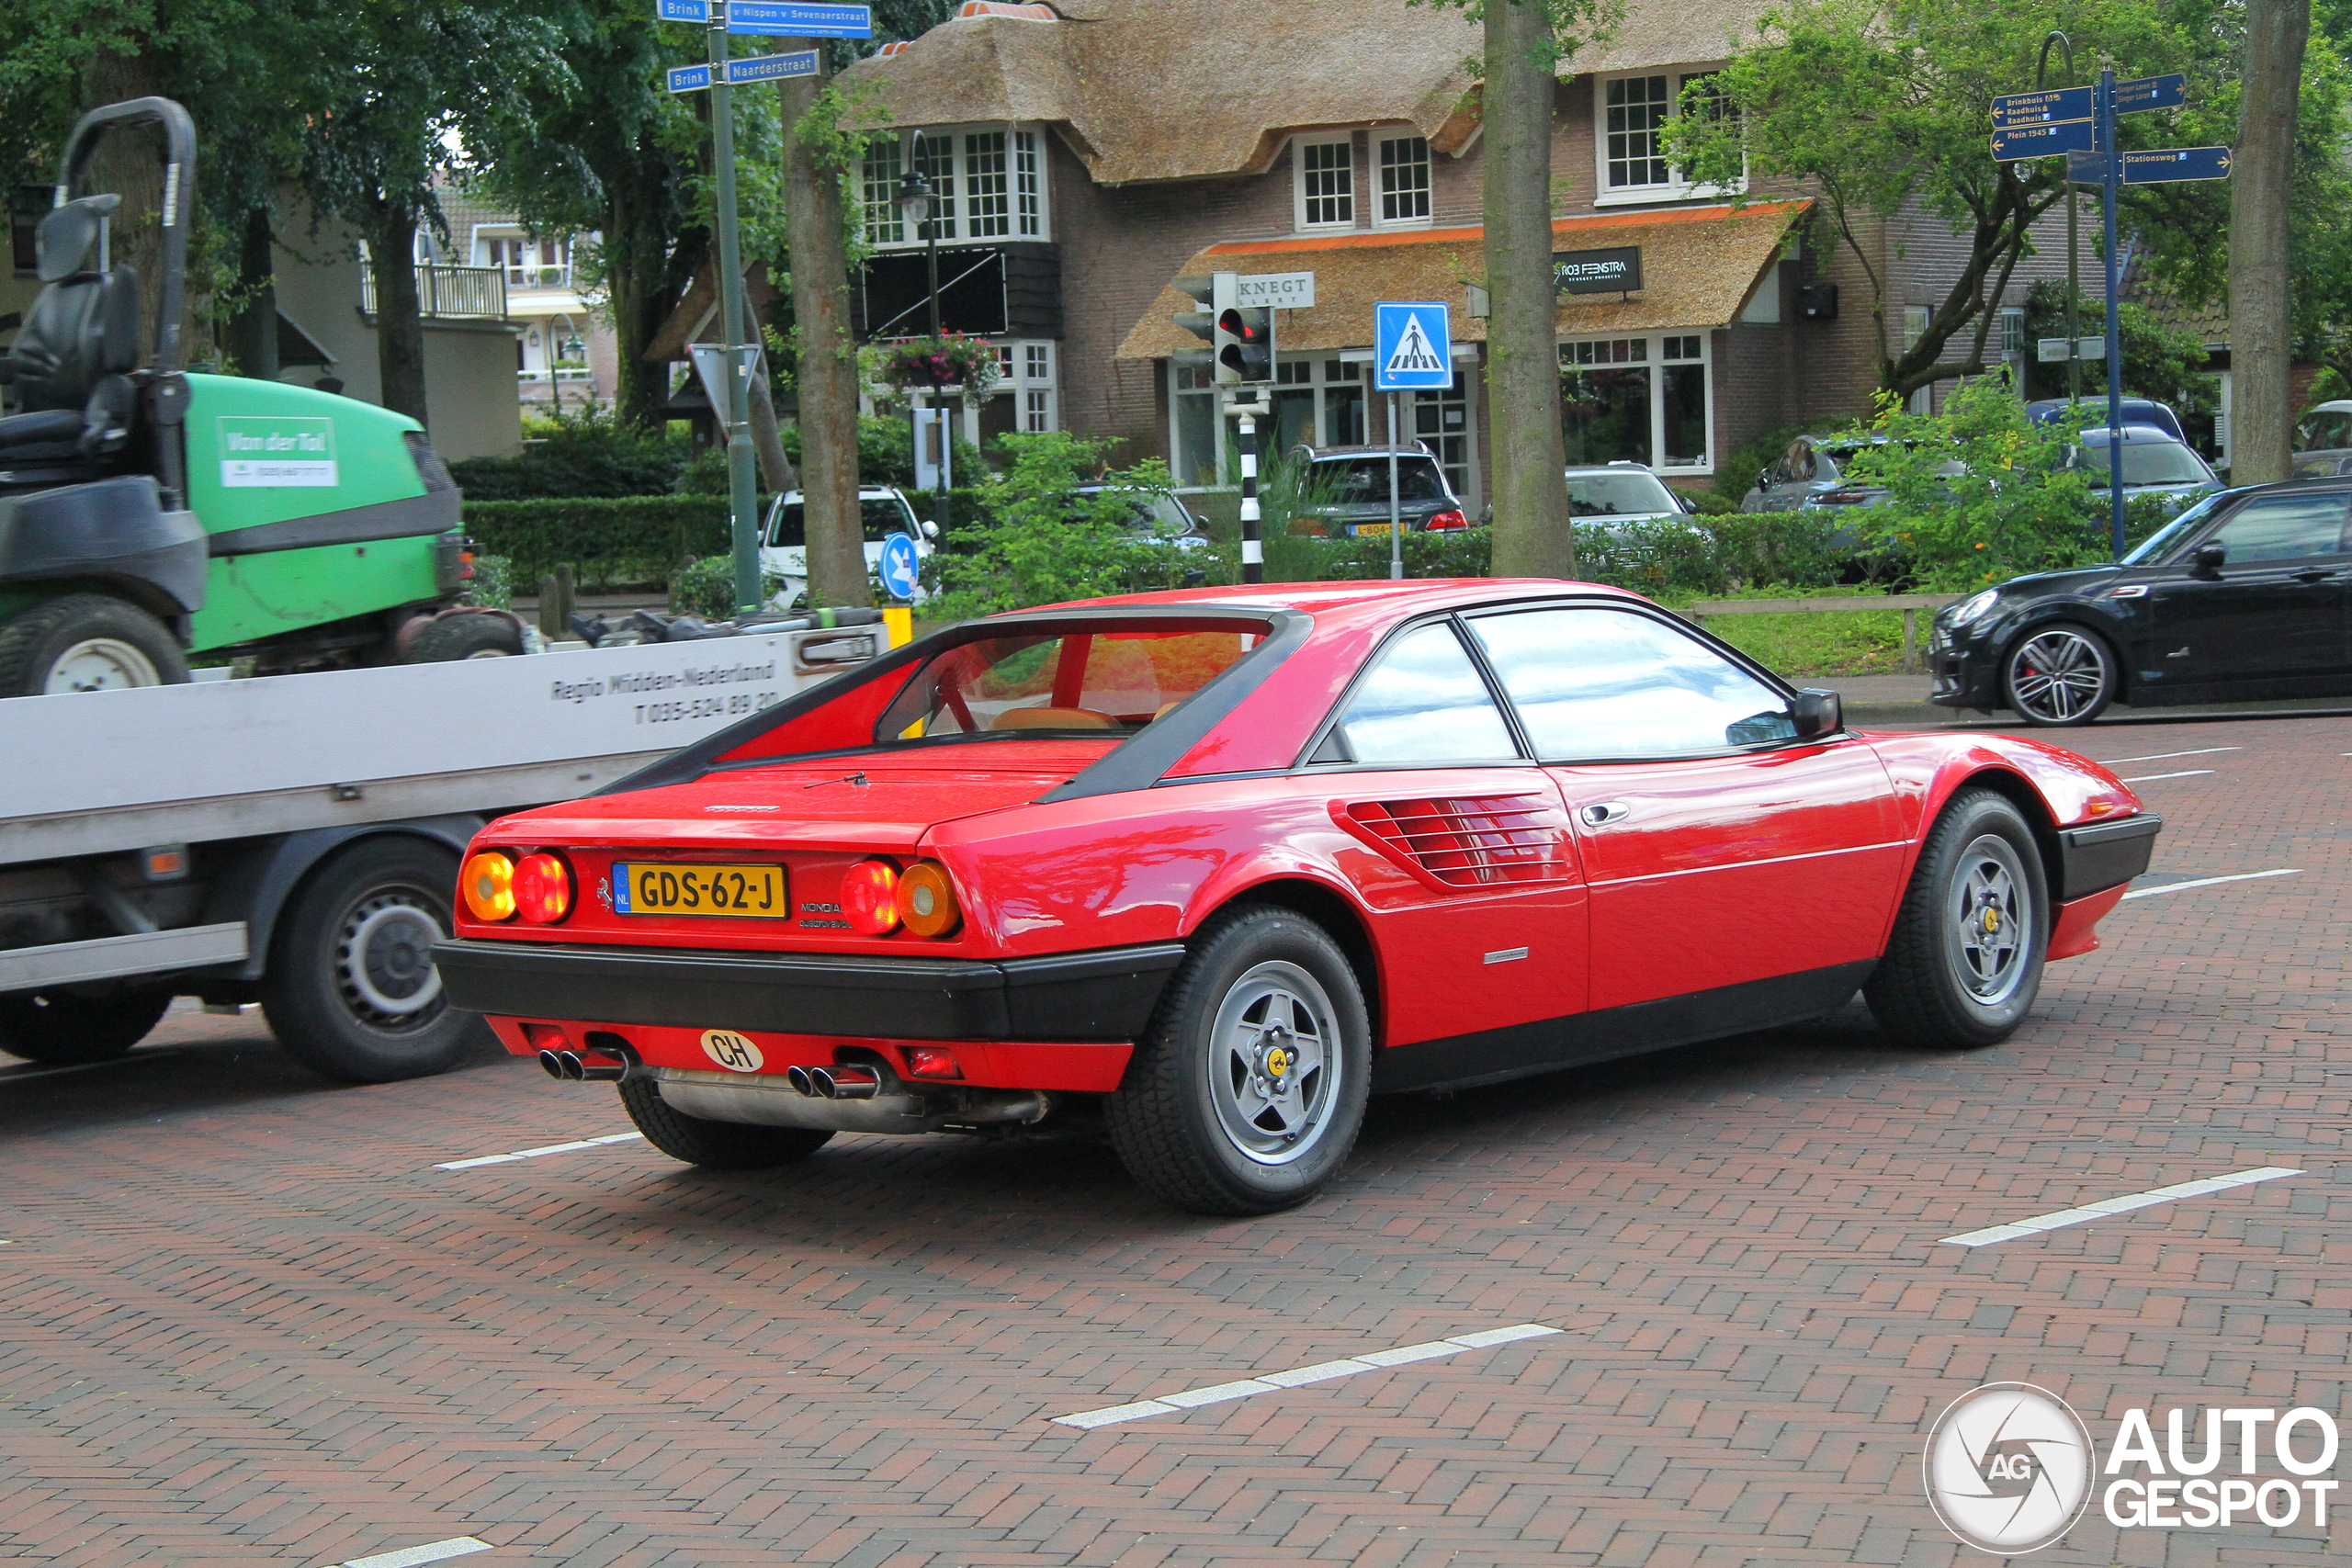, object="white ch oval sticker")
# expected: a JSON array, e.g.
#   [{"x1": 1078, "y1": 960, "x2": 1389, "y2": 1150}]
[{"x1": 700, "y1": 1030, "x2": 763, "y2": 1073}]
